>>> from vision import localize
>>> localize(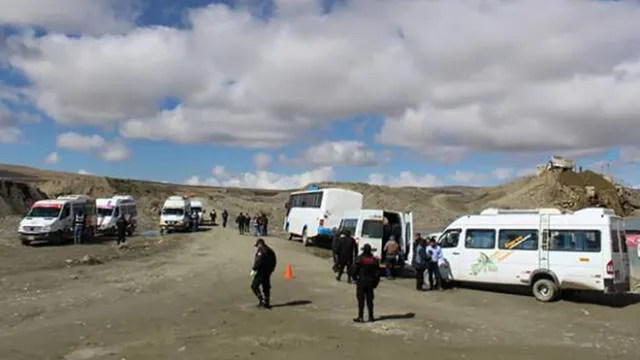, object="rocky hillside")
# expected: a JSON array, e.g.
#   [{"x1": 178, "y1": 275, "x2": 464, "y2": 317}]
[{"x1": 0, "y1": 164, "x2": 639, "y2": 232}]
